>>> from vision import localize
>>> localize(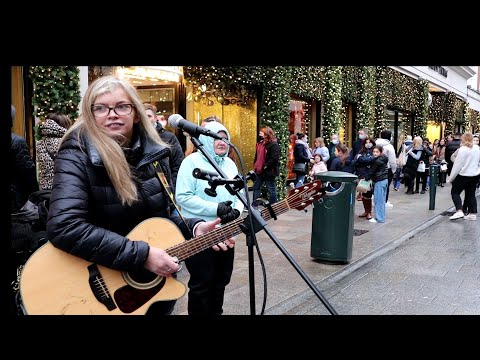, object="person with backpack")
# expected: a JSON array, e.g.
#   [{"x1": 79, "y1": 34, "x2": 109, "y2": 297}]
[
  {"x1": 10, "y1": 105, "x2": 39, "y2": 214},
  {"x1": 9, "y1": 104, "x2": 39, "y2": 314}
]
